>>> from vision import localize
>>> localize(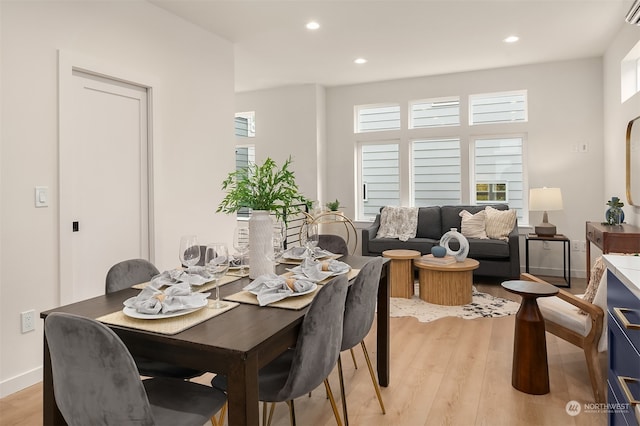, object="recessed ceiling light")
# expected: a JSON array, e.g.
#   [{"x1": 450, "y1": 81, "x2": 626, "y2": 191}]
[
  {"x1": 504, "y1": 35, "x2": 519, "y2": 43},
  {"x1": 306, "y1": 21, "x2": 320, "y2": 30},
  {"x1": 354, "y1": 58, "x2": 367, "y2": 64}
]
